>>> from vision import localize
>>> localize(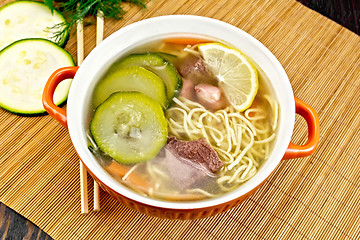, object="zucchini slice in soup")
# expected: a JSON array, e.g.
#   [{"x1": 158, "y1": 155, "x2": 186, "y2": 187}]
[
  {"x1": 0, "y1": 1, "x2": 68, "y2": 50},
  {"x1": 0, "y1": 39, "x2": 74, "y2": 115},
  {"x1": 90, "y1": 92, "x2": 168, "y2": 164},
  {"x1": 112, "y1": 52, "x2": 182, "y2": 101},
  {"x1": 153, "y1": 52, "x2": 178, "y2": 64},
  {"x1": 93, "y1": 66, "x2": 168, "y2": 108}
]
